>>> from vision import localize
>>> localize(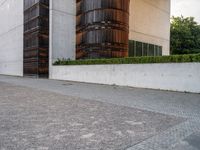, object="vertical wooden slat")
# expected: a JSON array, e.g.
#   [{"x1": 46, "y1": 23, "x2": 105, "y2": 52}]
[
  {"x1": 76, "y1": 0, "x2": 130, "y2": 59},
  {"x1": 23, "y1": 0, "x2": 49, "y2": 78}
]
